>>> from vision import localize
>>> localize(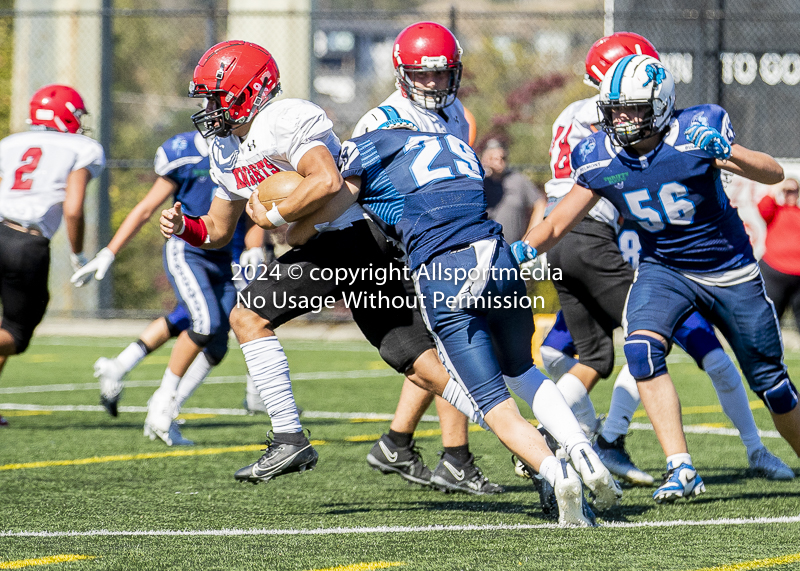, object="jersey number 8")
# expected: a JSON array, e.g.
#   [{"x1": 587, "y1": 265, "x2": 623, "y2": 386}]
[{"x1": 623, "y1": 182, "x2": 696, "y2": 232}]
